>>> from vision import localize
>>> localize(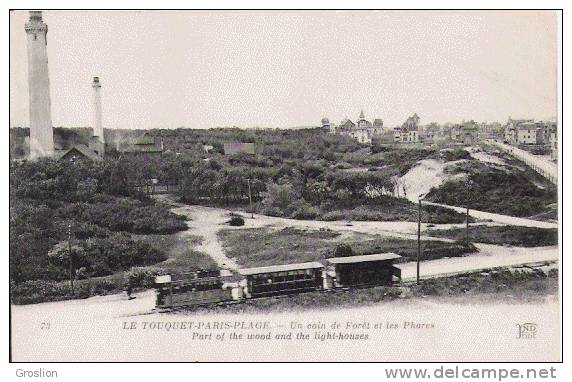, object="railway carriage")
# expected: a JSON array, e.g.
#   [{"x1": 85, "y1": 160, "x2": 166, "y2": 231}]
[
  {"x1": 326, "y1": 253, "x2": 402, "y2": 288},
  {"x1": 154, "y1": 272, "x2": 232, "y2": 308},
  {"x1": 238, "y1": 262, "x2": 324, "y2": 298}
]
